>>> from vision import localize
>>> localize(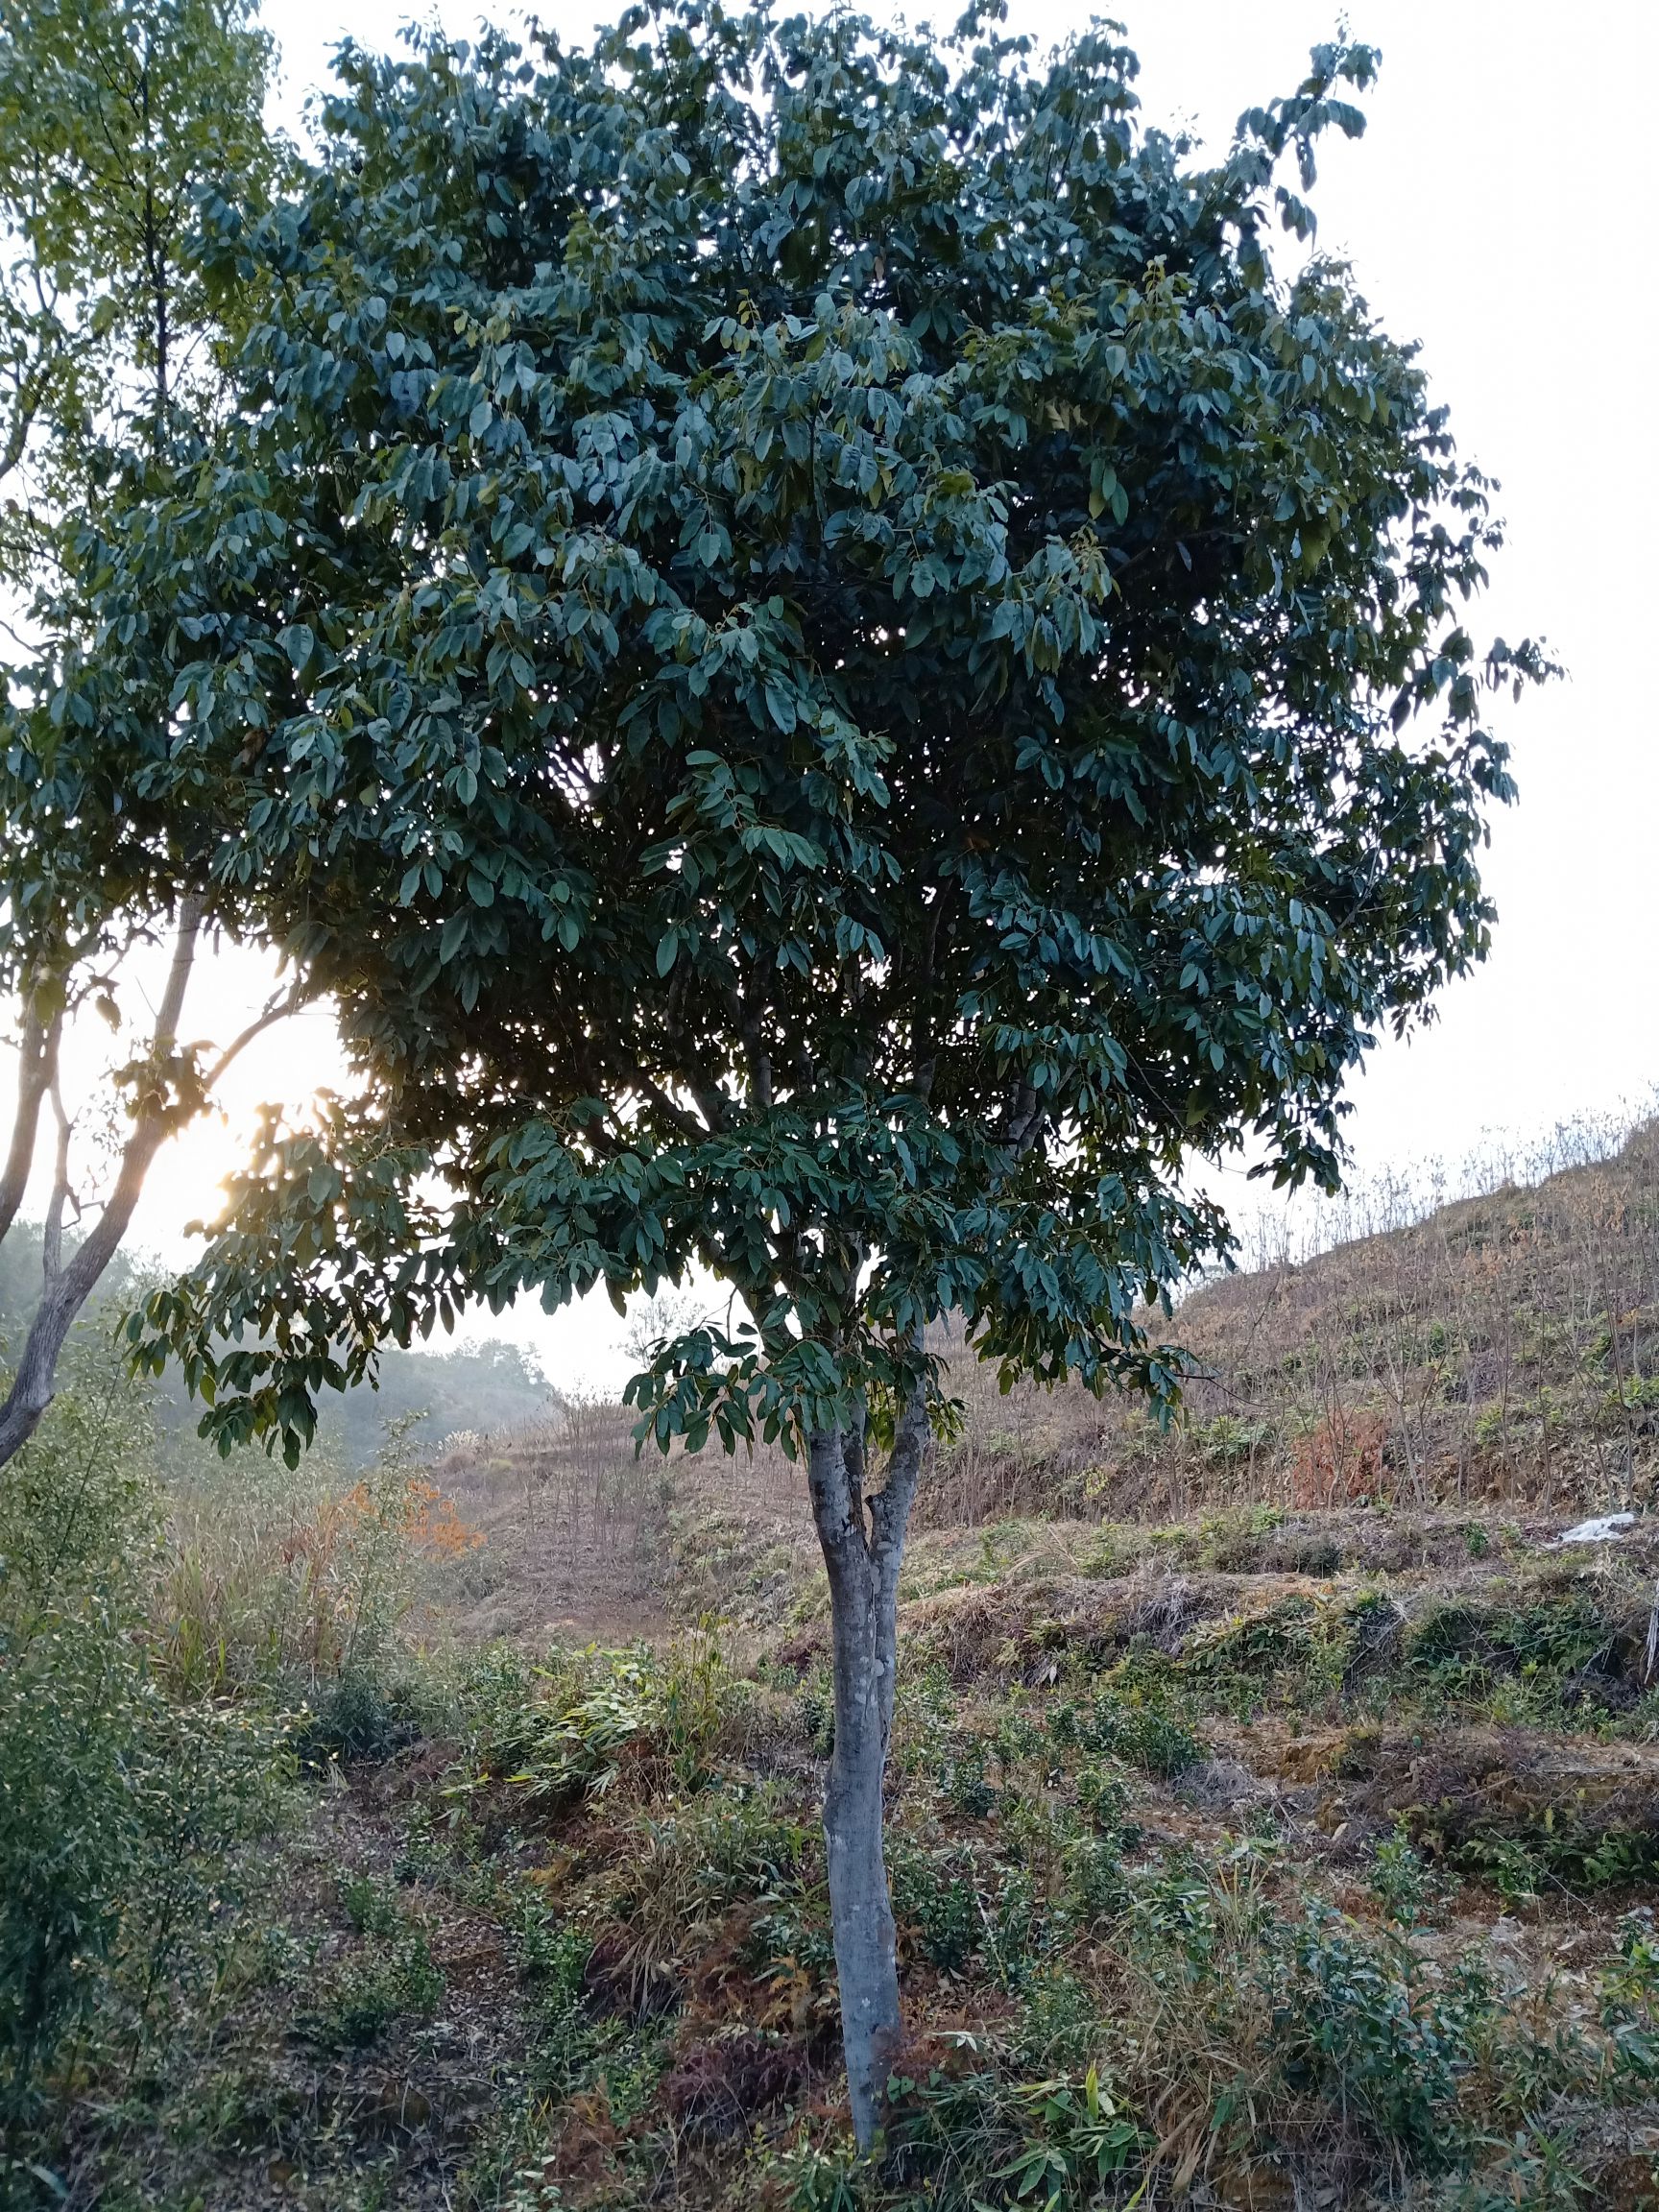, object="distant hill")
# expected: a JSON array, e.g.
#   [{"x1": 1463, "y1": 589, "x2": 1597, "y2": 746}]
[{"x1": 0, "y1": 1232, "x2": 555, "y2": 1468}]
